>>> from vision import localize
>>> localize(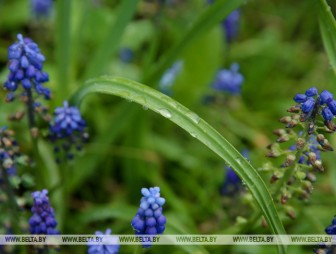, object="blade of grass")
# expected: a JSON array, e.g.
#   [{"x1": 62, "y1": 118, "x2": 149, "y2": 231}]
[
  {"x1": 318, "y1": 0, "x2": 336, "y2": 76},
  {"x1": 84, "y1": 0, "x2": 140, "y2": 80},
  {"x1": 70, "y1": 76, "x2": 287, "y2": 254},
  {"x1": 56, "y1": 0, "x2": 72, "y2": 97}
]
